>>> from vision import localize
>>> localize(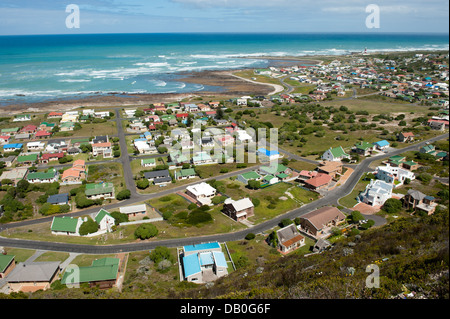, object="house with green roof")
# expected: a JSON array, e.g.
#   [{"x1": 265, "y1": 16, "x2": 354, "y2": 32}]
[
  {"x1": 16, "y1": 153, "x2": 38, "y2": 166},
  {"x1": 1, "y1": 127, "x2": 20, "y2": 136},
  {"x1": 388, "y1": 155, "x2": 406, "y2": 167},
  {"x1": 0, "y1": 255, "x2": 15, "y2": 278},
  {"x1": 258, "y1": 163, "x2": 291, "y2": 177},
  {"x1": 175, "y1": 168, "x2": 197, "y2": 180},
  {"x1": 237, "y1": 171, "x2": 262, "y2": 185},
  {"x1": 61, "y1": 257, "x2": 120, "y2": 289},
  {"x1": 51, "y1": 216, "x2": 83, "y2": 236},
  {"x1": 141, "y1": 158, "x2": 156, "y2": 167},
  {"x1": 419, "y1": 144, "x2": 436, "y2": 155},
  {"x1": 85, "y1": 182, "x2": 115, "y2": 200},
  {"x1": 322, "y1": 146, "x2": 351, "y2": 162},
  {"x1": 353, "y1": 141, "x2": 374, "y2": 156},
  {"x1": 26, "y1": 168, "x2": 59, "y2": 184},
  {"x1": 94, "y1": 209, "x2": 115, "y2": 232}
]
